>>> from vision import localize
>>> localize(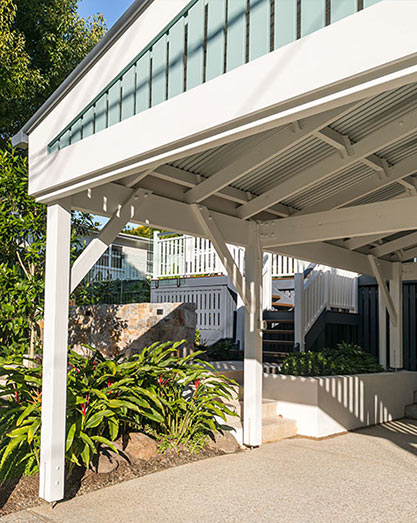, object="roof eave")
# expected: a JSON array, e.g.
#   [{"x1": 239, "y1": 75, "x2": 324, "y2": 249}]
[{"x1": 11, "y1": 0, "x2": 154, "y2": 148}]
